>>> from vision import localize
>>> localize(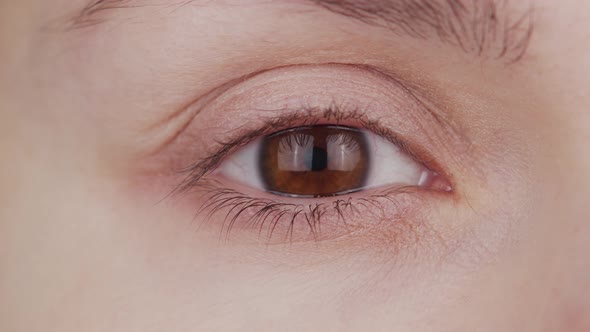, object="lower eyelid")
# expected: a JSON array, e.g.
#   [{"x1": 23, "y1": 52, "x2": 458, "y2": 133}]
[
  {"x1": 151, "y1": 63, "x2": 460, "y2": 250},
  {"x1": 185, "y1": 178, "x2": 436, "y2": 245}
]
